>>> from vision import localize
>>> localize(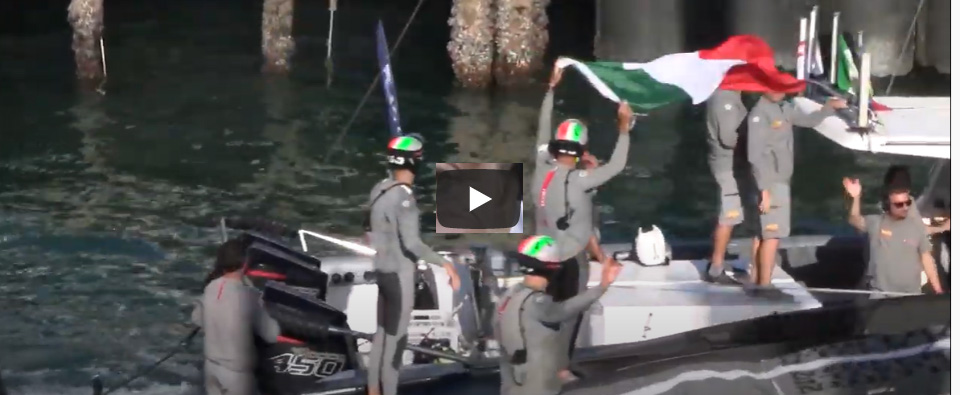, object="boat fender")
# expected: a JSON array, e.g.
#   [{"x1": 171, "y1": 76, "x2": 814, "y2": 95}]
[{"x1": 635, "y1": 225, "x2": 671, "y2": 266}]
